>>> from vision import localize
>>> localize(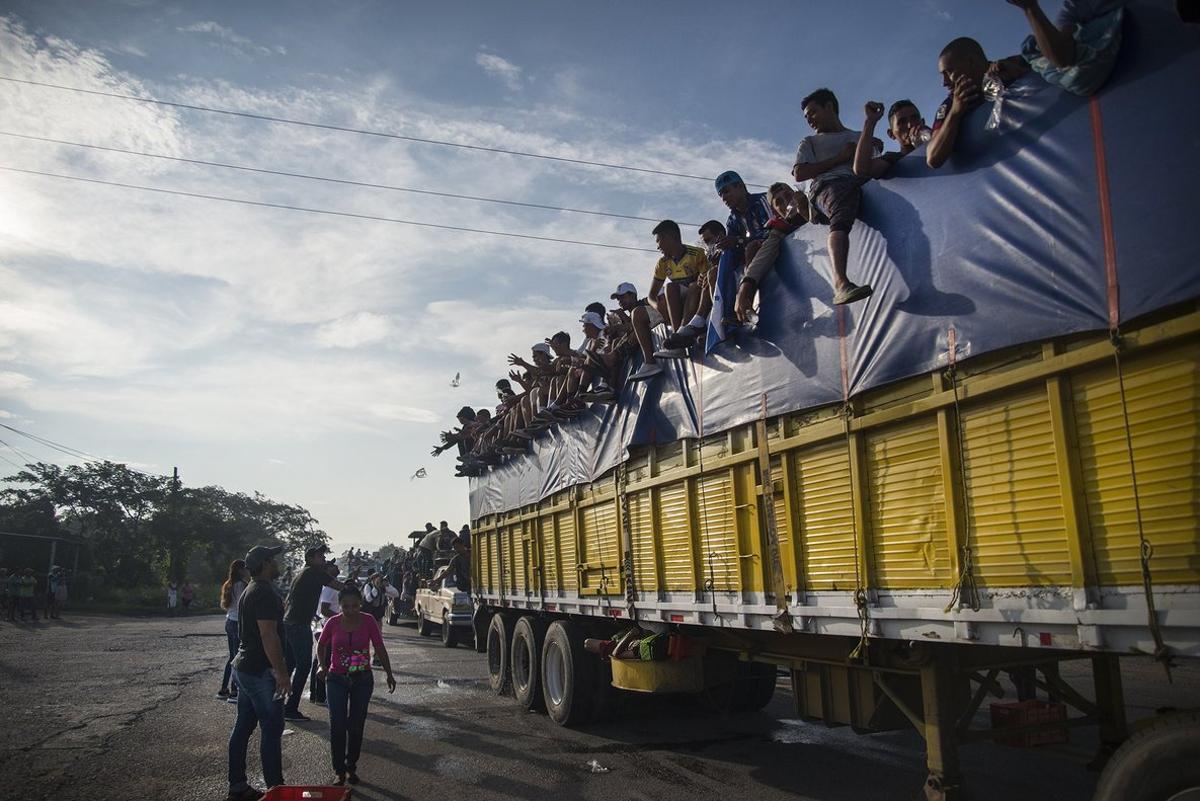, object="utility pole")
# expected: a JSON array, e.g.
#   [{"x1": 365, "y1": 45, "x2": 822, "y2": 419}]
[{"x1": 170, "y1": 466, "x2": 181, "y2": 581}]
